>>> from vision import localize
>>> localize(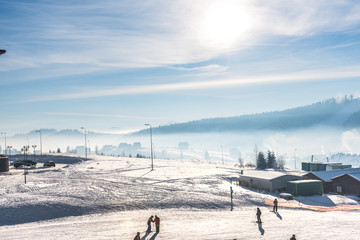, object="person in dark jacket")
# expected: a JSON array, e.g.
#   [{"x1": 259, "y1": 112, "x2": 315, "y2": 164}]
[
  {"x1": 154, "y1": 215, "x2": 160, "y2": 233},
  {"x1": 133, "y1": 232, "x2": 140, "y2": 240},
  {"x1": 273, "y1": 198, "x2": 278, "y2": 213},
  {"x1": 146, "y1": 215, "x2": 154, "y2": 233},
  {"x1": 290, "y1": 234, "x2": 296, "y2": 240},
  {"x1": 256, "y1": 208, "x2": 262, "y2": 223}
]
